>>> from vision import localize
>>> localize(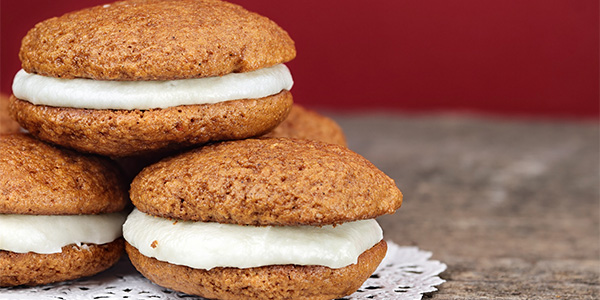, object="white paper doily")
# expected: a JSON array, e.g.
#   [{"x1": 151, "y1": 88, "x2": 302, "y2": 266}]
[{"x1": 0, "y1": 241, "x2": 446, "y2": 300}]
